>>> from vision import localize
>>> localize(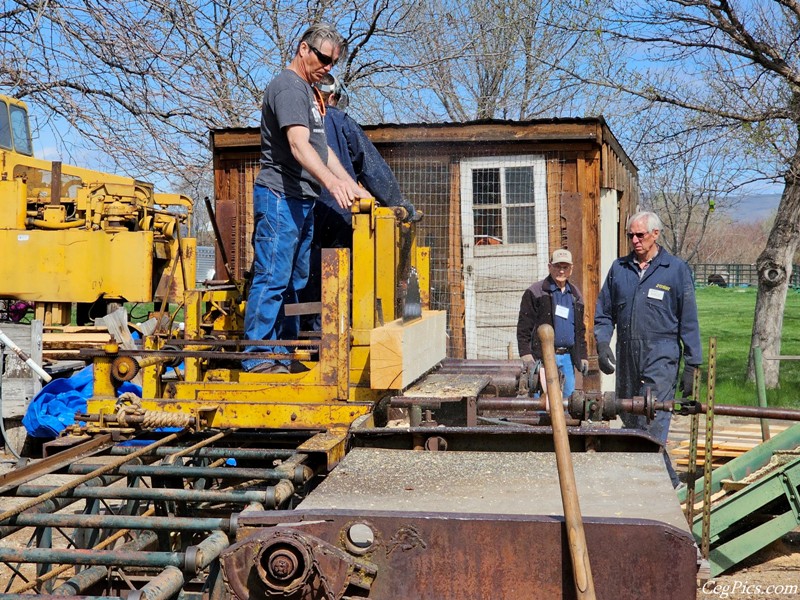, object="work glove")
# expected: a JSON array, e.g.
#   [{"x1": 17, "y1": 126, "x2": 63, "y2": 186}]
[
  {"x1": 680, "y1": 364, "x2": 698, "y2": 398},
  {"x1": 520, "y1": 354, "x2": 535, "y2": 364},
  {"x1": 597, "y1": 341, "x2": 616, "y2": 375},
  {"x1": 580, "y1": 359, "x2": 589, "y2": 377}
]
